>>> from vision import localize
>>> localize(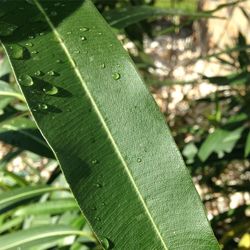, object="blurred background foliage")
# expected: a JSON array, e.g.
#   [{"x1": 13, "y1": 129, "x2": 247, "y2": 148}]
[{"x1": 0, "y1": 0, "x2": 249, "y2": 249}]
